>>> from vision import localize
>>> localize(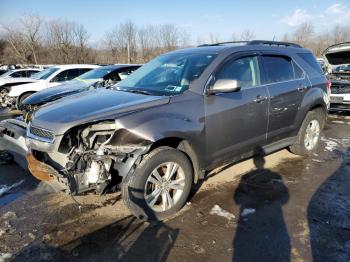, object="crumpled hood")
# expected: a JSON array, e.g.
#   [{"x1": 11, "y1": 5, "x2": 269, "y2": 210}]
[
  {"x1": 31, "y1": 88, "x2": 170, "y2": 135},
  {"x1": 323, "y1": 42, "x2": 350, "y2": 65},
  {"x1": 22, "y1": 79, "x2": 98, "y2": 106}
]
